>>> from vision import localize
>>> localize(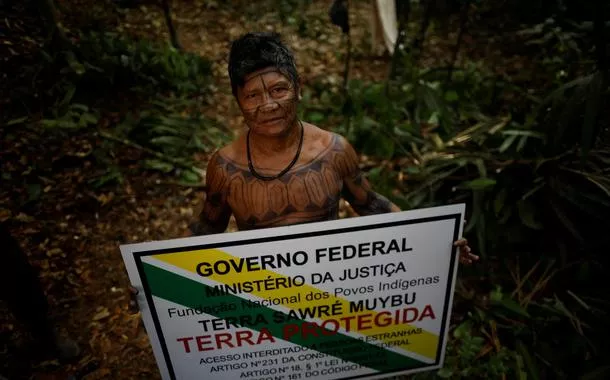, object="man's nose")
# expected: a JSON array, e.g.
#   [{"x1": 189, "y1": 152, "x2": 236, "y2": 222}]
[{"x1": 259, "y1": 95, "x2": 279, "y2": 112}]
